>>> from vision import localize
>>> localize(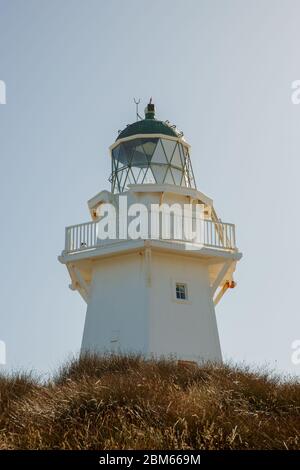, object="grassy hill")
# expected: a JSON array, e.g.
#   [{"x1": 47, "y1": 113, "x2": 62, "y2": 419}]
[{"x1": 0, "y1": 354, "x2": 299, "y2": 450}]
